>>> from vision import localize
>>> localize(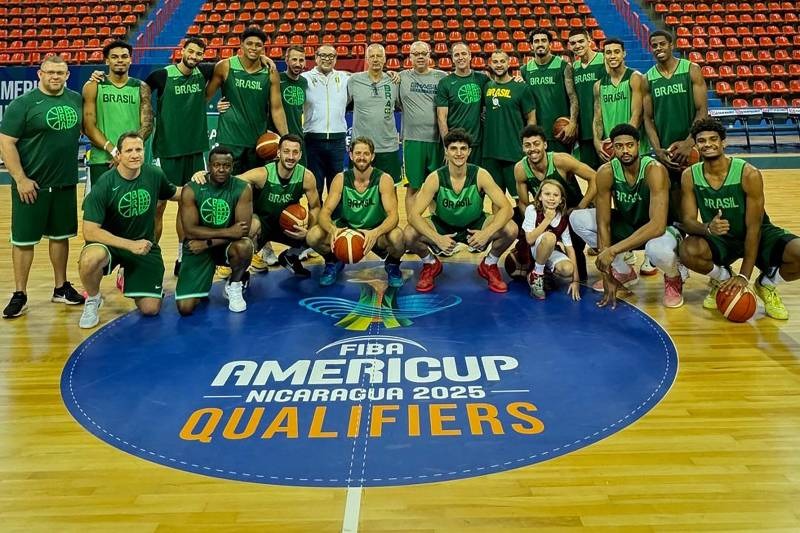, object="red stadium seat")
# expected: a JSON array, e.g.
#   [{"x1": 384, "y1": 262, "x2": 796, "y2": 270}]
[
  {"x1": 719, "y1": 65, "x2": 735, "y2": 78},
  {"x1": 752, "y1": 80, "x2": 770, "y2": 96},
  {"x1": 752, "y1": 97, "x2": 768, "y2": 107},
  {"x1": 736, "y1": 65, "x2": 753, "y2": 78},
  {"x1": 771, "y1": 97, "x2": 788, "y2": 107},
  {"x1": 770, "y1": 80, "x2": 789, "y2": 94},
  {"x1": 715, "y1": 81, "x2": 734, "y2": 97},
  {"x1": 752, "y1": 64, "x2": 768, "y2": 77},
  {"x1": 733, "y1": 80, "x2": 753, "y2": 94},
  {"x1": 731, "y1": 98, "x2": 749, "y2": 108},
  {"x1": 701, "y1": 65, "x2": 718, "y2": 79}
]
